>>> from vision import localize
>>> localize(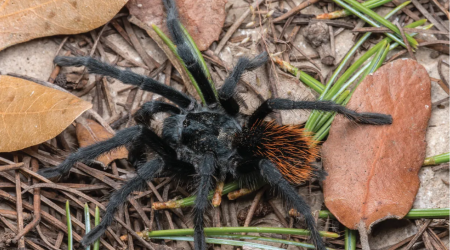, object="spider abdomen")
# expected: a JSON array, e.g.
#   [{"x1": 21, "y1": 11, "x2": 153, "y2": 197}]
[{"x1": 235, "y1": 121, "x2": 320, "y2": 184}]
